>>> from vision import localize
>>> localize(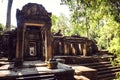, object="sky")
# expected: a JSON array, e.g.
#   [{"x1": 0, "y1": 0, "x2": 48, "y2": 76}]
[{"x1": 0, "y1": 0, "x2": 70, "y2": 26}]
